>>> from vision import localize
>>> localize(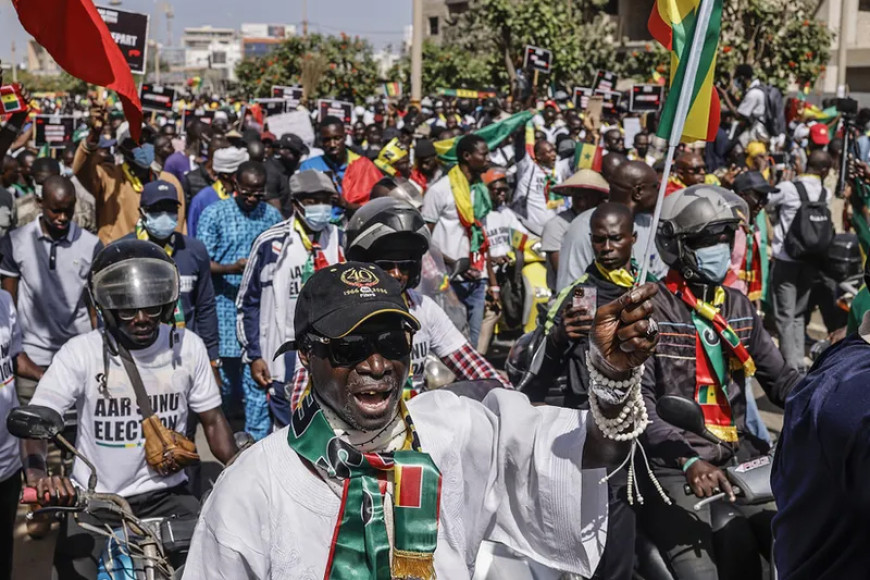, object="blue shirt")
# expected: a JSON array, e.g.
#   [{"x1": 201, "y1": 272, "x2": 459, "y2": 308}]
[
  {"x1": 196, "y1": 199, "x2": 282, "y2": 358},
  {"x1": 121, "y1": 232, "x2": 219, "y2": 360},
  {"x1": 772, "y1": 332, "x2": 870, "y2": 579},
  {"x1": 187, "y1": 186, "x2": 222, "y2": 239},
  {"x1": 299, "y1": 155, "x2": 347, "y2": 192}
]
